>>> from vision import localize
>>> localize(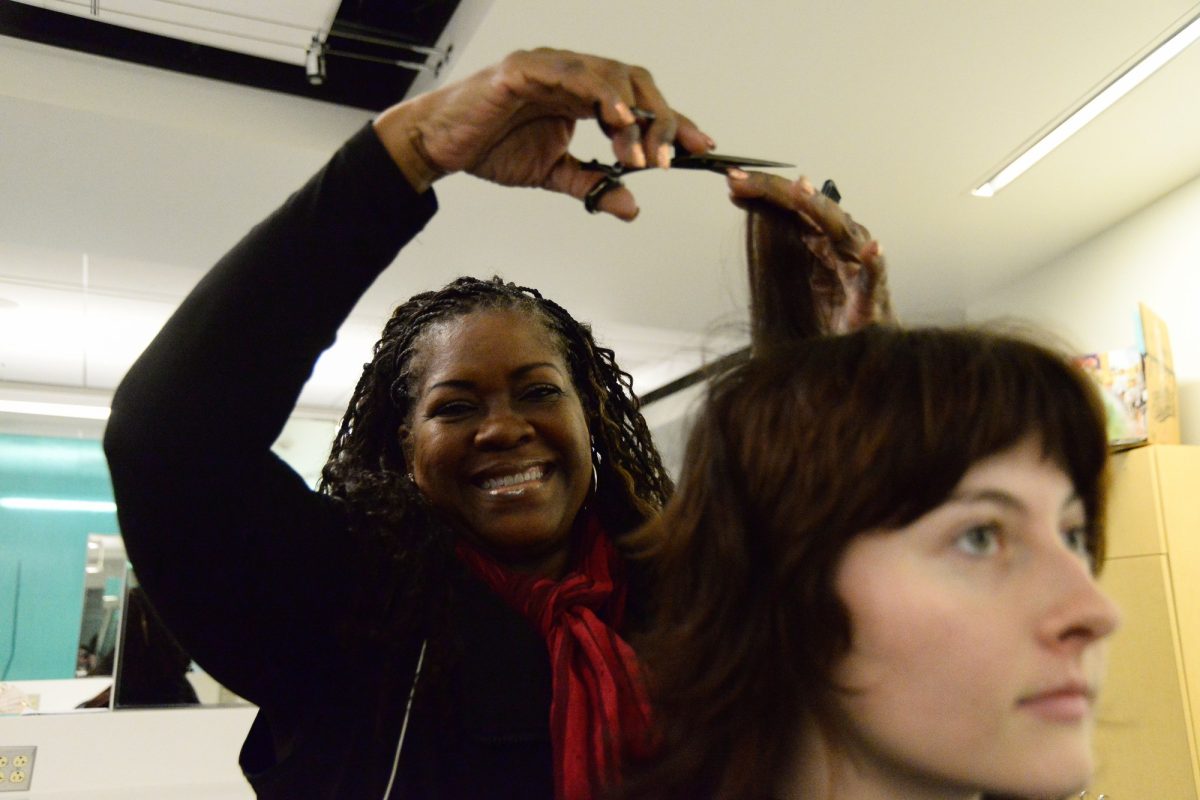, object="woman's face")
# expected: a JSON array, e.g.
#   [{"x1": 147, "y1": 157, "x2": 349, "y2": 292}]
[
  {"x1": 828, "y1": 436, "x2": 1120, "y2": 798},
  {"x1": 400, "y1": 309, "x2": 592, "y2": 577}
]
